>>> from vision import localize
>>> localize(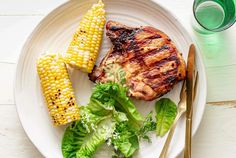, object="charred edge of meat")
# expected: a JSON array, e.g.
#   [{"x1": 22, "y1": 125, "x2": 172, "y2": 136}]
[
  {"x1": 88, "y1": 66, "x2": 104, "y2": 82},
  {"x1": 108, "y1": 29, "x2": 140, "y2": 52}
]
